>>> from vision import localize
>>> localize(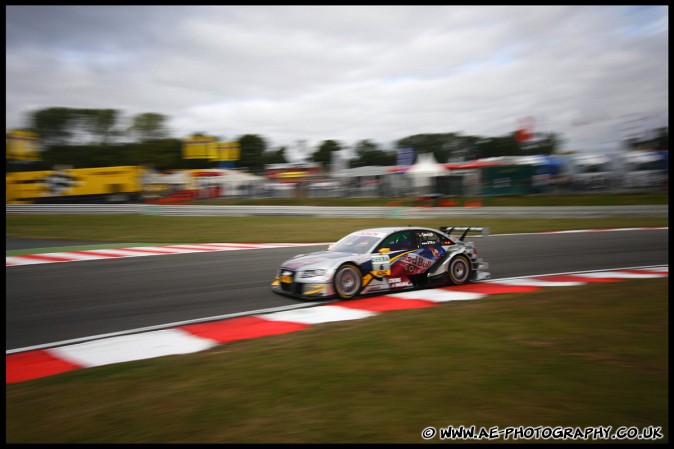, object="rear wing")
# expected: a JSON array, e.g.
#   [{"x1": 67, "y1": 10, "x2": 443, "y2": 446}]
[{"x1": 439, "y1": 226, "x2": 489, "y2": 241}]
